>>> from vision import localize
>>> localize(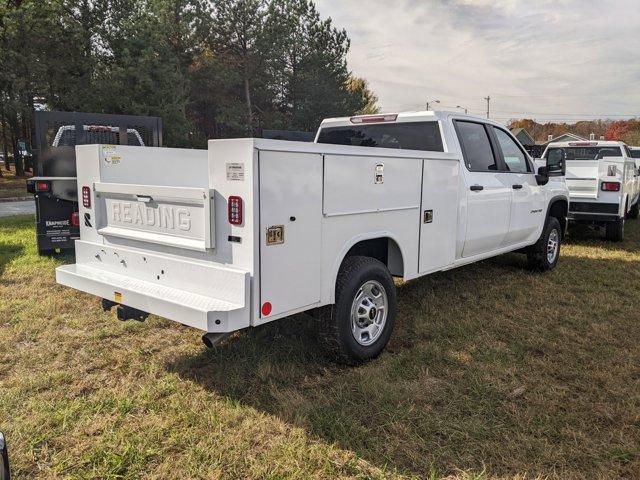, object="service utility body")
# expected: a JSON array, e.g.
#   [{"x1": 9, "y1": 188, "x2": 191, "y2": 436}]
[
  {"x1": 541, "y1": 140, "x2": 640, "y2": 241},
  {"x1": 56, "y1": 111, "x2": 569, "y2": 364}
]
